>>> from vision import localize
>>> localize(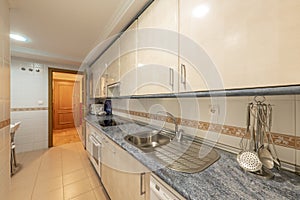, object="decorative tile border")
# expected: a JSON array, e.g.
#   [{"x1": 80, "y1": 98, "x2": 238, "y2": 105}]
[
  {"x1": 11, "y1": 107, "x2": 48, "y2": 112},
  {"x1": 114, "y1": 108, "x2": 299, "y2": 150},
  {"x1": 295, "y1": 137, "x2": 300, "y2": 150},
  {"x1": 0, "y1": 119, "x2": 10, "y2": 129}
]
